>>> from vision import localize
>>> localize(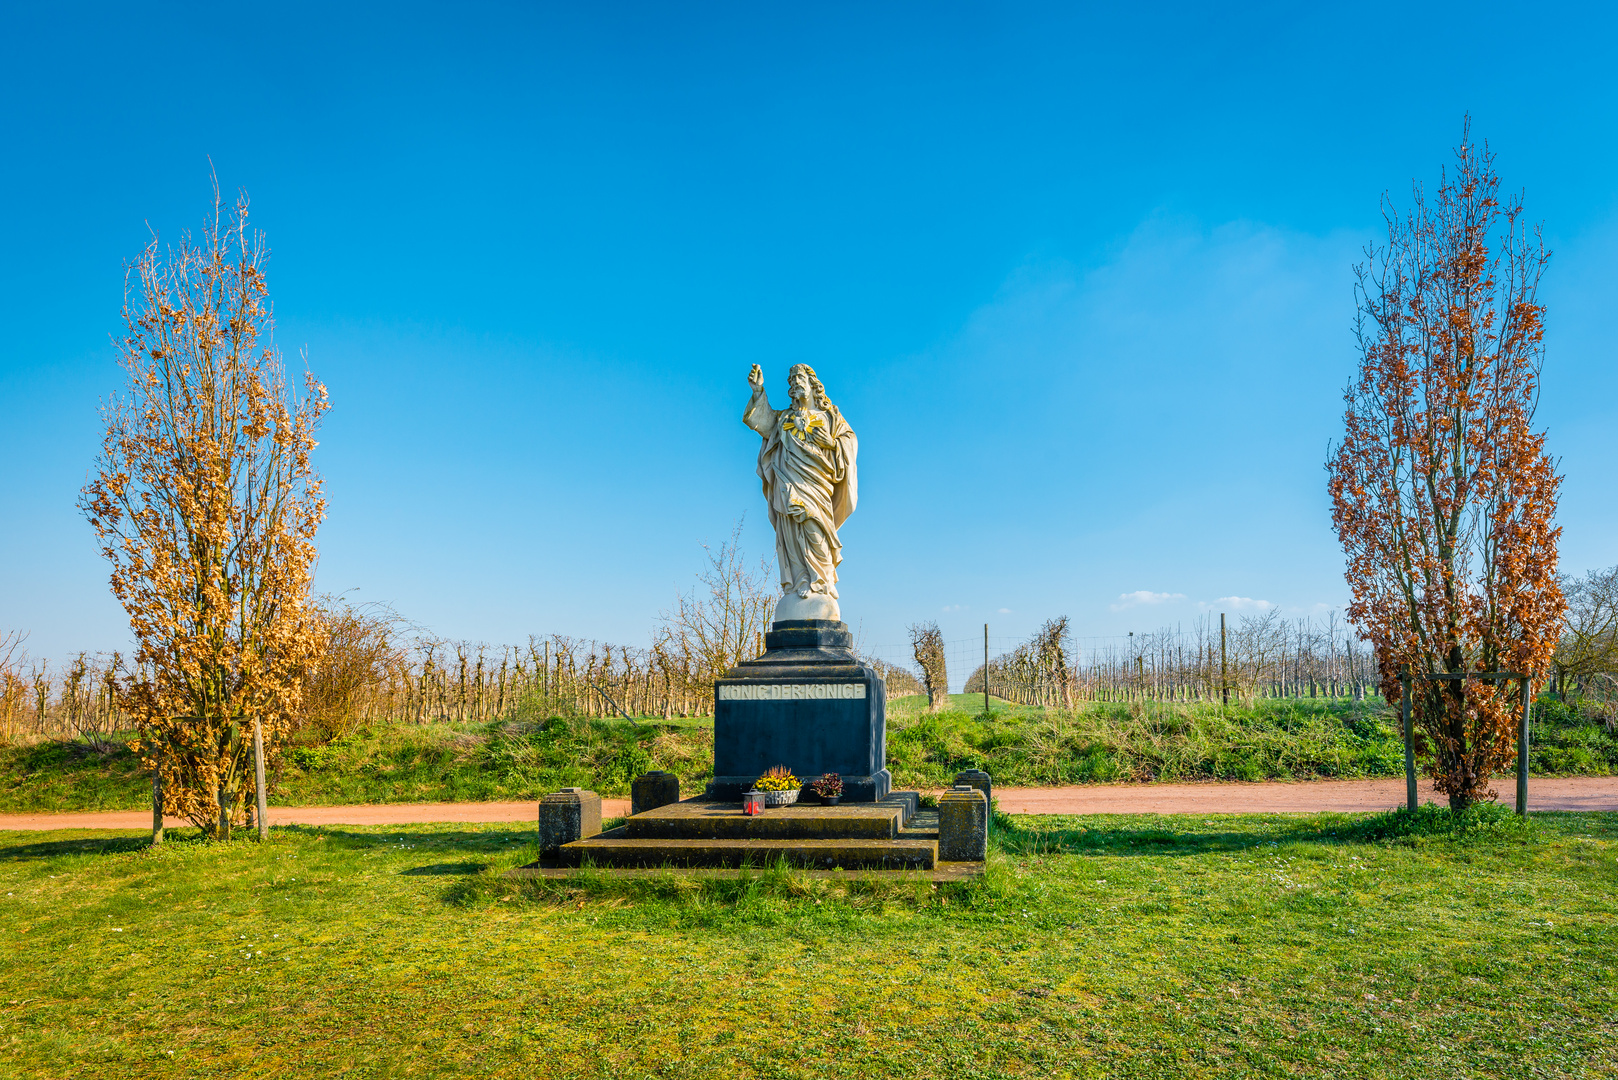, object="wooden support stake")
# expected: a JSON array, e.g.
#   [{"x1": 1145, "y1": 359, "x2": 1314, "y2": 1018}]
[
  {"x1": 591, "y1": 681, "x2": 637, "y2": 725},
  {"x1": 151, "y1": 764, "x2": 164, "y2": 846},
  {"x1": 253, "y1": 715, "x2": 269, "y2": 842},
  {"x1": 1401, "y1": 665, "x2": 1416, "y2": 813},
  {"x1": 1516, "y1": 675, "x2": 1530, "y2": 817}
]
